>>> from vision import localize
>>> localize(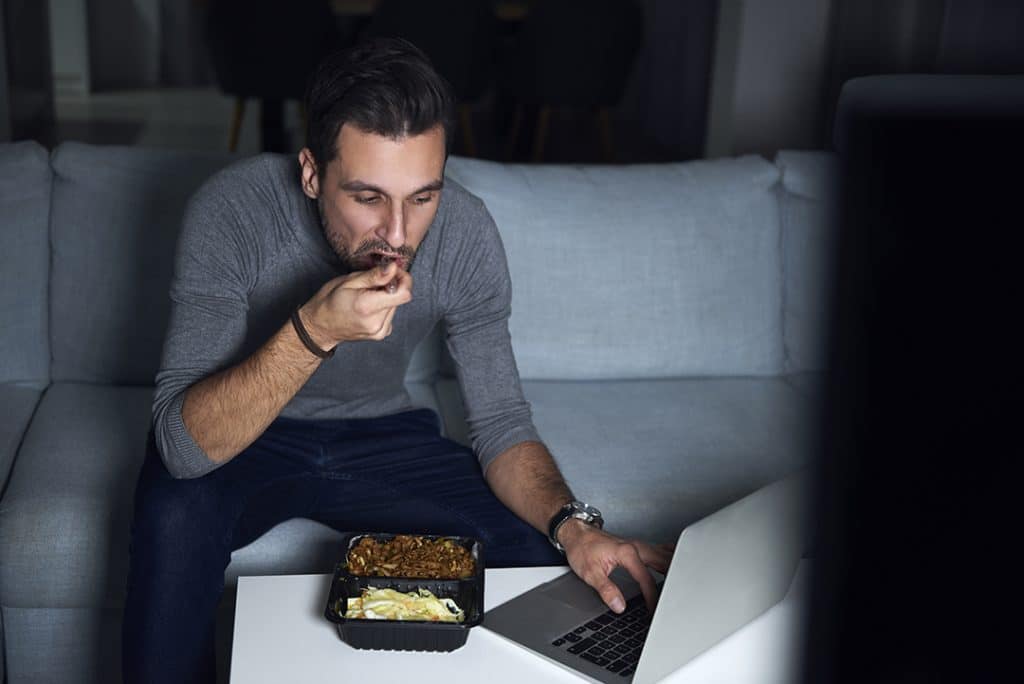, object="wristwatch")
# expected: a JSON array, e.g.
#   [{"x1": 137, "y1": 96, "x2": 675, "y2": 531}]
[{"x1": 548, "y1": 500, "x2": 604, "y2": 552}]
